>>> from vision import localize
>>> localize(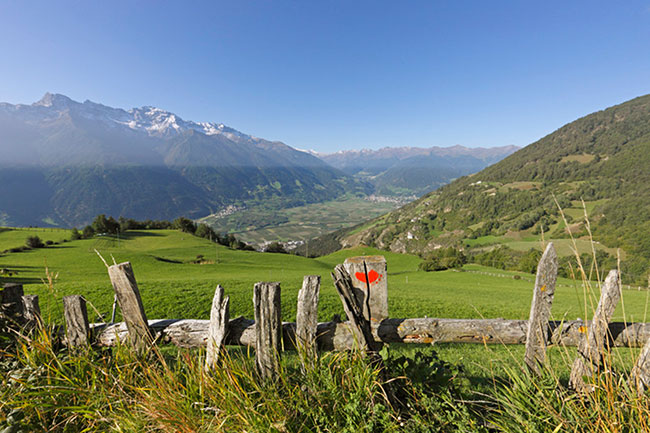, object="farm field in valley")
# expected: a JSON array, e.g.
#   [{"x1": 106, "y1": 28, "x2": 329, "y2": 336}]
[{"x1": 198, "y1": 196, "x2": 400, "y2": 246}]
